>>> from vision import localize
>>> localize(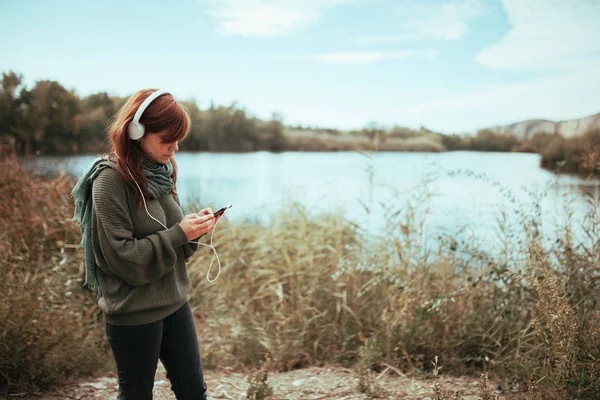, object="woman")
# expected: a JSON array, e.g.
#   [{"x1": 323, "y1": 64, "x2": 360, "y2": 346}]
[{"x1": 71, "y1": 88, "x2": 214, "y2": 400}]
